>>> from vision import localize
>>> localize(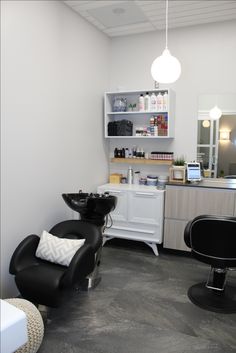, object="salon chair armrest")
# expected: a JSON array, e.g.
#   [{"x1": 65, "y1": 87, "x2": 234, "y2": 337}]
[
  {"x1": 9, "y1": 235, "x2": 40, "y2": 275},
  {"x1": 61, "y1": 244, "x2": 95, "y2": 288}
]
